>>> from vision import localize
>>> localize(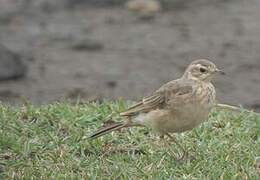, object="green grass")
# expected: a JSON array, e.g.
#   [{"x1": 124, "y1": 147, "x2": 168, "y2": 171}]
[{"x1": 0, "y1": 100, "x2": 259, "y2": 179}]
